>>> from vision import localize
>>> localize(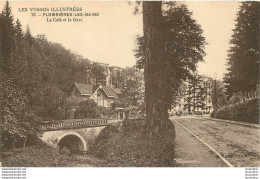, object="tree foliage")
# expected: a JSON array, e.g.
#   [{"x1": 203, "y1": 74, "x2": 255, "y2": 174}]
[
  {"x1": 136, "y1": 2, "x2": 206, "y2": 107},
  {"x1": 184, "y1": 74, "x2": 206, "y2": 113},
  {"x1": 74, "y1": 99, "x2": 100, "y2": 119},
  {"x1": 122, "y1": 78, "x2": 140, "y2": 106},
  {"x1": 212, "y1": 80, "x2": 227, "y2": 110},
  {"x1": 224, "y1": 2, "x2": 260, "y2": 99},
  {"x1": 0, "y1": 2, "x2": 40, "y2": 149},
  {"x1": 91, "y1": 63, "x2": 106, "y2": 86}
]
